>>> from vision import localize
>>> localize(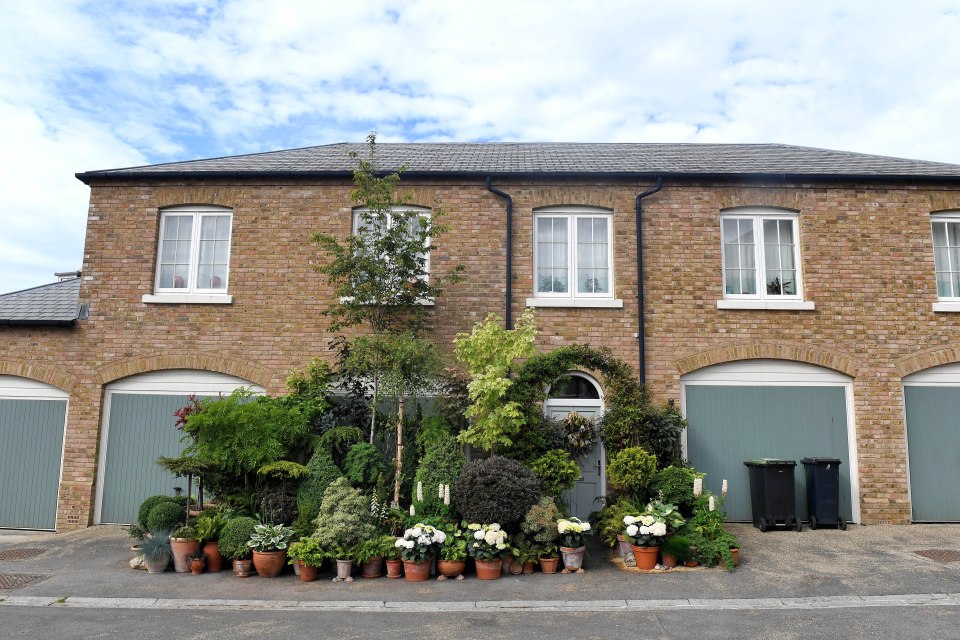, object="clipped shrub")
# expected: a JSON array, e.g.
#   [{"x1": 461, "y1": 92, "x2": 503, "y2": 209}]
[
  {"x1": 218, "y1": 516, "x2": 258, "y2": 559},
  {"x1": 413, "y1": 435, "x2": 465, "y2": 517},
  {"x1": 343, "y1": 442, "x2": 385, "y2": 490},
  {"x1": 312, "y1": 477, "x2": 378, "y2": 552},
  {"x1": 452, "y1": 456, "x2": 541, "y2": 532},
  {"x1": 146, "y1": 500, "x2": 185, "y2": 533},
  {"x1": 530, "y1": 449, "x2": 580, "y2": 498},
  {"x1": 651, "y1": 465, "x2": 701, "y2": 517},
  {"x1": 607, "y1": 446, "x2": 657, "y2": 503},
  {"x1": 137, "y1": 495, "x2": 177, "y2": 530},
  {"x1": 295, "y1": 448, "x2": 344, "y2": 533}
]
